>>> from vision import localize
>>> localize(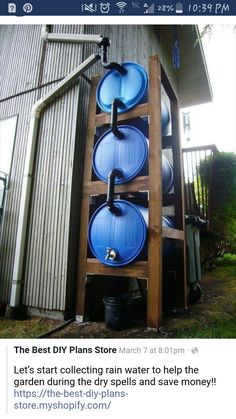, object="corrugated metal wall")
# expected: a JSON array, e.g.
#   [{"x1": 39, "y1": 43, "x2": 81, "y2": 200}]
[
  {"x1": 23, "y1": 88, "x2": 80, "y2": 310},
  {"x1": 22, "y1": 24, "x2": 87, "y2": 312},
  {"x1": 0, "y1": 92, "x2": 38, "y2": 301},
  {"x1": 0, "y1": 25, "x2": 43, "y2": 100},
  {"x1": 0, "y1": 25, "x2": 85, "y2": 312},
  {"x1": 0, "y1": 24, "x2": 178, "y2": 316}
]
